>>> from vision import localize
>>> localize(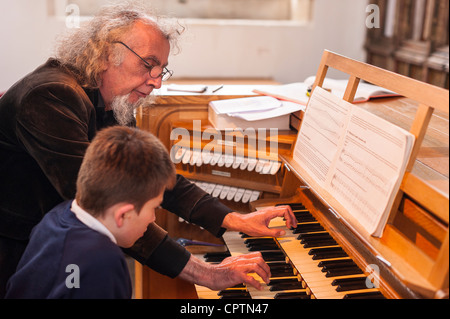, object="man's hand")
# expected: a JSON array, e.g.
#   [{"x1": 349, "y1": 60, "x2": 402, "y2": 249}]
[
  {"x1": 178, "y1": 253, "x2": 271, "y2": 291},
  {"x1": 213, "y1": 252, "x2": 271, "y2": 290},
  {"x1": 221, "y1": 205, "x2": 297, "y2": 238}
]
